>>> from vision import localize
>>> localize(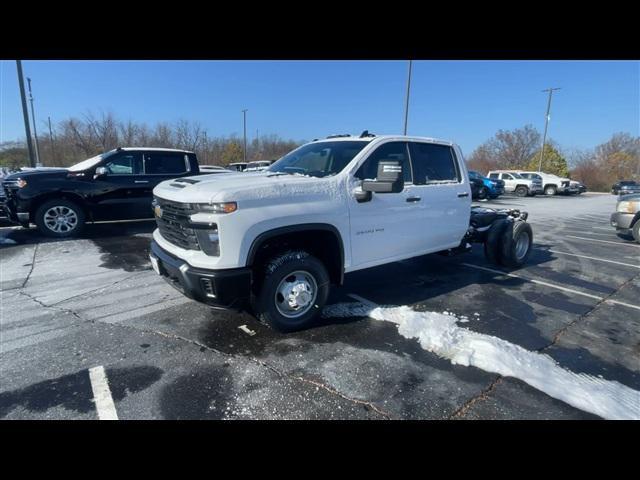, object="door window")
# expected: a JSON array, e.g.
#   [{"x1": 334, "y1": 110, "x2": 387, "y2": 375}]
[
  {"x1": 408, "y1": 143, "x2": 460, "y2": 184},
  {"x1": 355, "y1": 142, "x2": 412, "y2": 183},
  {"x1": 104, "y1": 153, "x2": 143, "y2": 175},
  {"x1": 145, "y1": 153, "x2": 188, "y2": 175}
]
